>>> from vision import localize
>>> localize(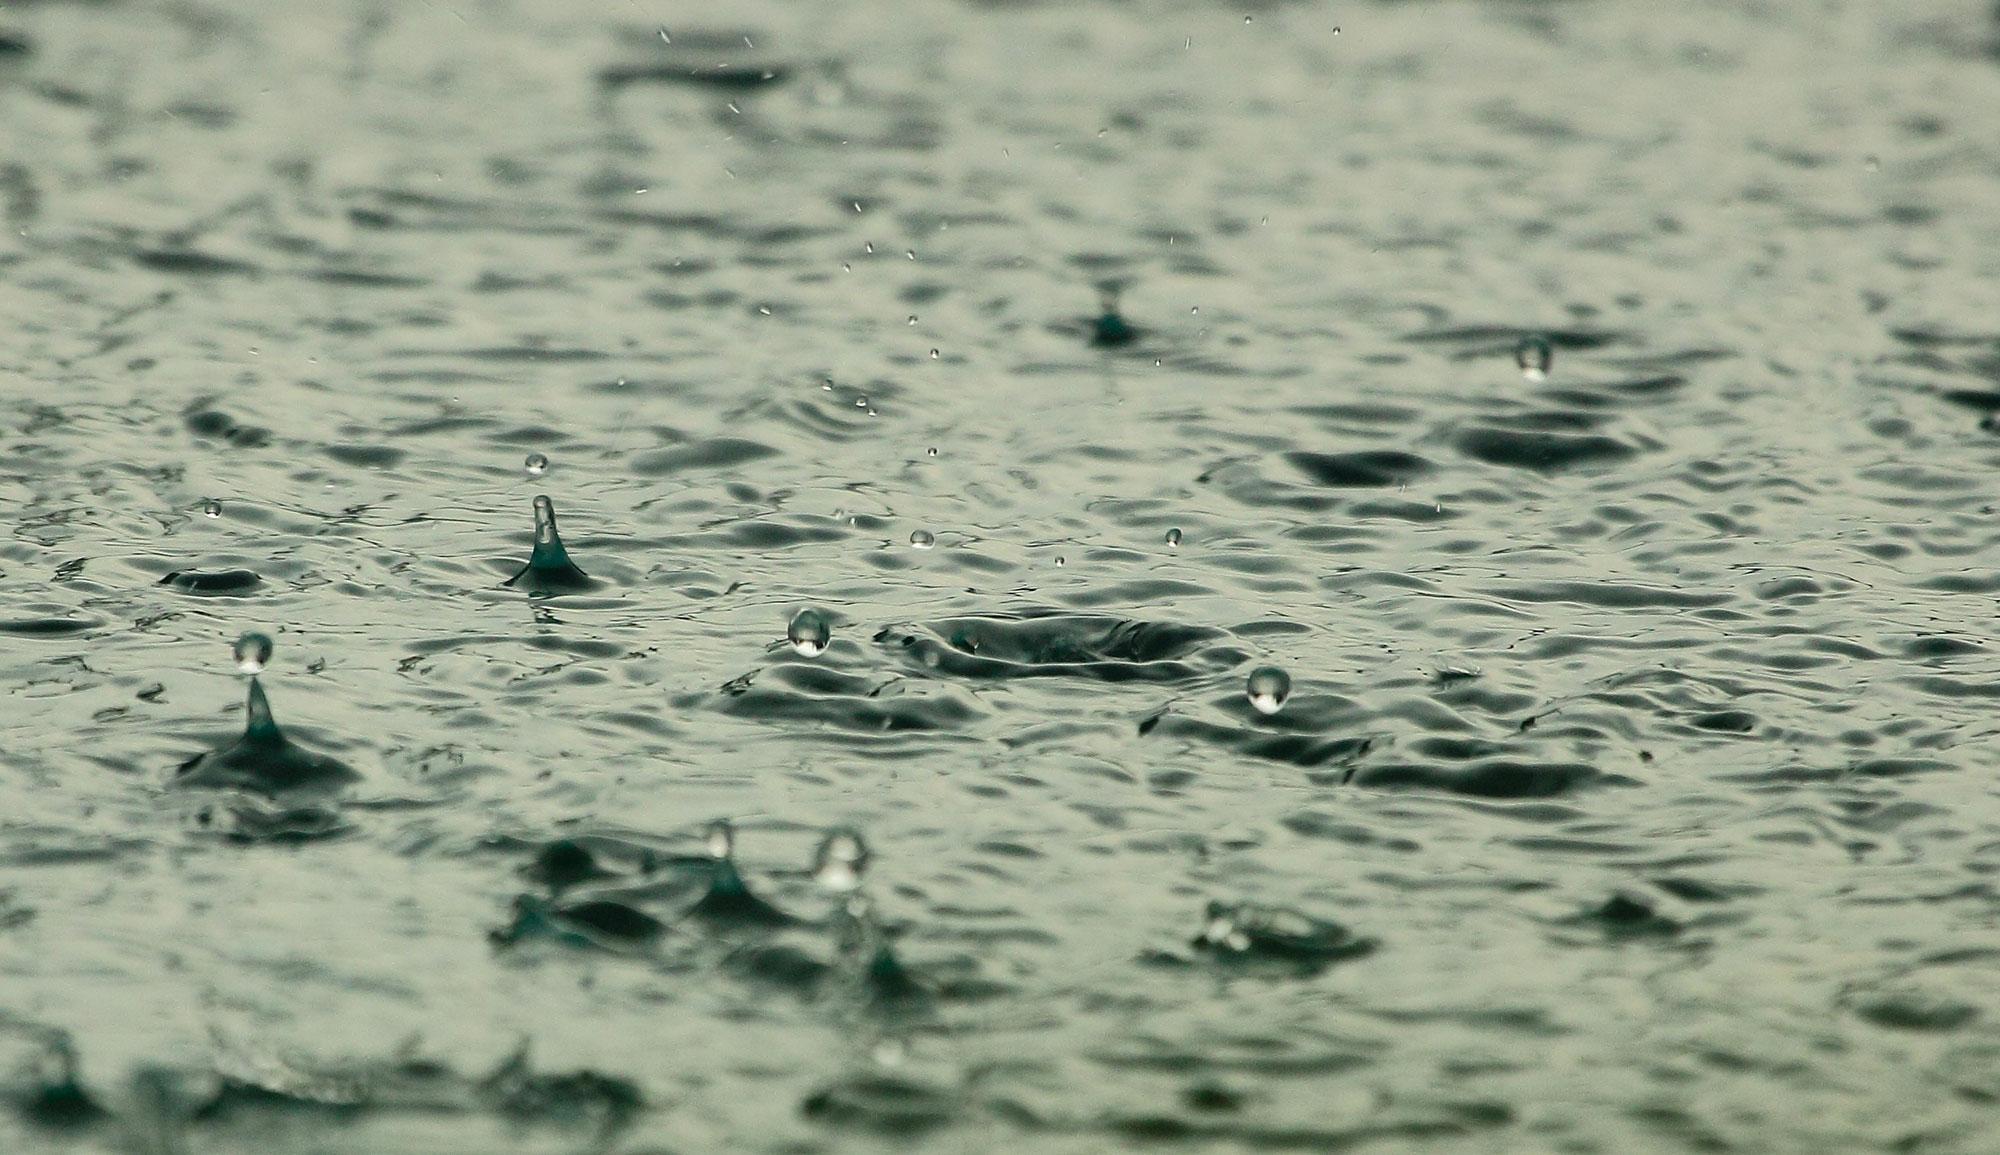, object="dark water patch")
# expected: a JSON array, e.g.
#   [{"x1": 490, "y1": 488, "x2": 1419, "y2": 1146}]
[
  {"x1": 159, "y1": 569, "x2": 263, "y2": 595},
  {"x1": 1477, "y1": 580, "x2": 1730, "y2": 610},
  {"x1": 717, "y1": 665, "x2": 983, "y2": 732},
  {"x1": 802, "y1": 1074, "x2": 958, "y2": 1136},
  {"x1": 0, "y1": 616, "x2": 99, "y2": 636},
  {"x1": 1284, "y1": 450, "x2": 1433, "y2": 487},
  {"x1": 133, "y1": 249, "x2": 260, "y2": 276},
  {"x1": 491, "y1": 894, "x2": 667, "y2": 953},
  {"x1": 1403, "y1": 325, "x2": 1621, "y2": 356},
  {"x1": 1689, "y1": 710, "x2": 1757, "y2": 734},
  {"x1": 1563, "y1": 893, "x2": 1683, "y2": 938},
  {"x1": 879, "y1": 613, "x2": 1228, "y2": 684},
  {"x1": 1351, "y1": 760, "x2": 1631, "y2": 799},
  {"x1": 631, "y1": 437, "x2": 779, "y2": 475},
  {"x1": 183, "y1": 405, "x2": 271, "y2": 448},
  {"x1": 322, "y1": 444, "x2": 406, "y2": 469},
  {"x1": 600, "y1": 62, "x2": 792, "y2": 91},
  {"x1": 1453, "y1": 425, "x2": 1643, "y2": 471}
]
